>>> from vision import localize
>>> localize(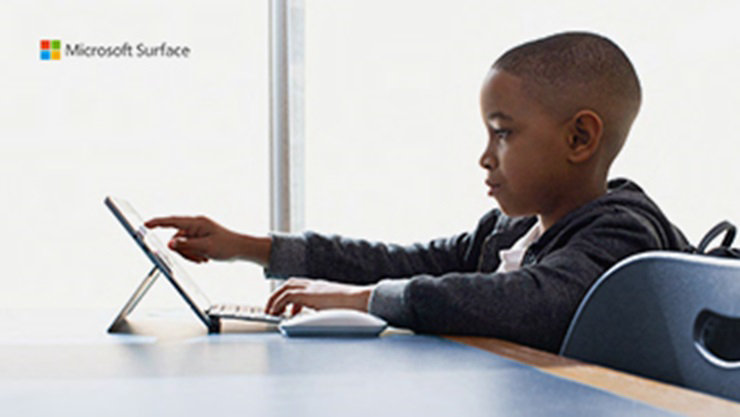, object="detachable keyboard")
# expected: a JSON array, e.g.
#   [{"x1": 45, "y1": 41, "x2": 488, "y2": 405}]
[{"x1": 206, "y1": 303, "x2": 284, "y2": 324}]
